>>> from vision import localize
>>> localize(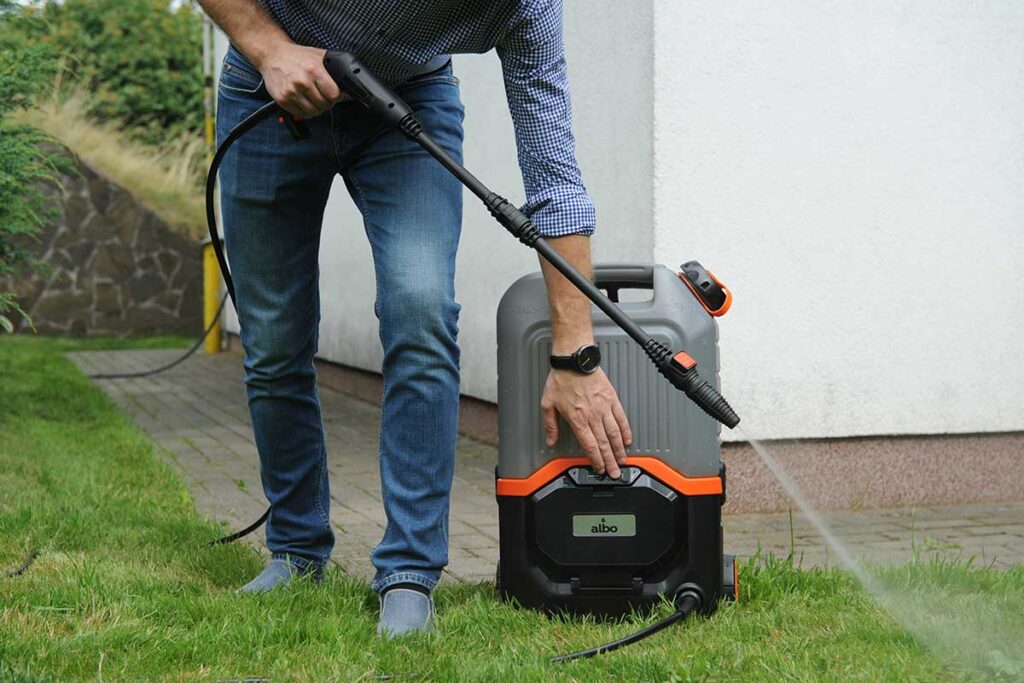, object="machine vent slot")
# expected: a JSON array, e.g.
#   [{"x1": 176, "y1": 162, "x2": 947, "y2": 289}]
[{"x1": 571, "y1": 573, "x2": 642, "y2": 594}]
